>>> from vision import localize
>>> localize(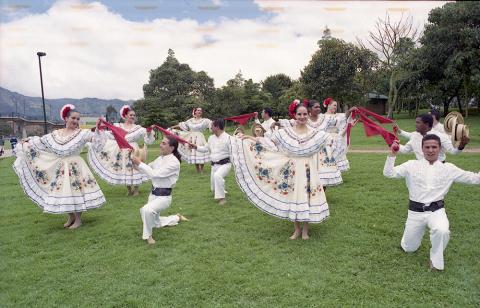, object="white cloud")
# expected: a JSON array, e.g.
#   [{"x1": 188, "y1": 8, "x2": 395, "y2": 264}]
[{"x1": 0, "y1": 0, "x2": 447, "y2": 100}]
